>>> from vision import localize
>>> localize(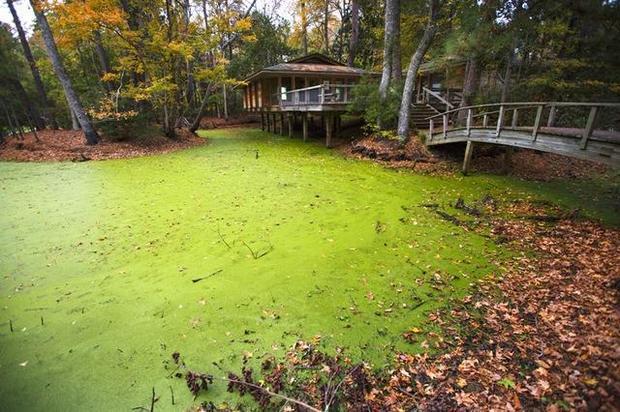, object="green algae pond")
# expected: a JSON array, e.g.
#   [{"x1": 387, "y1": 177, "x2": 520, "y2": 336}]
[{"x1": 0, "y1": 128, "x2": 618, "y2": 411}]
